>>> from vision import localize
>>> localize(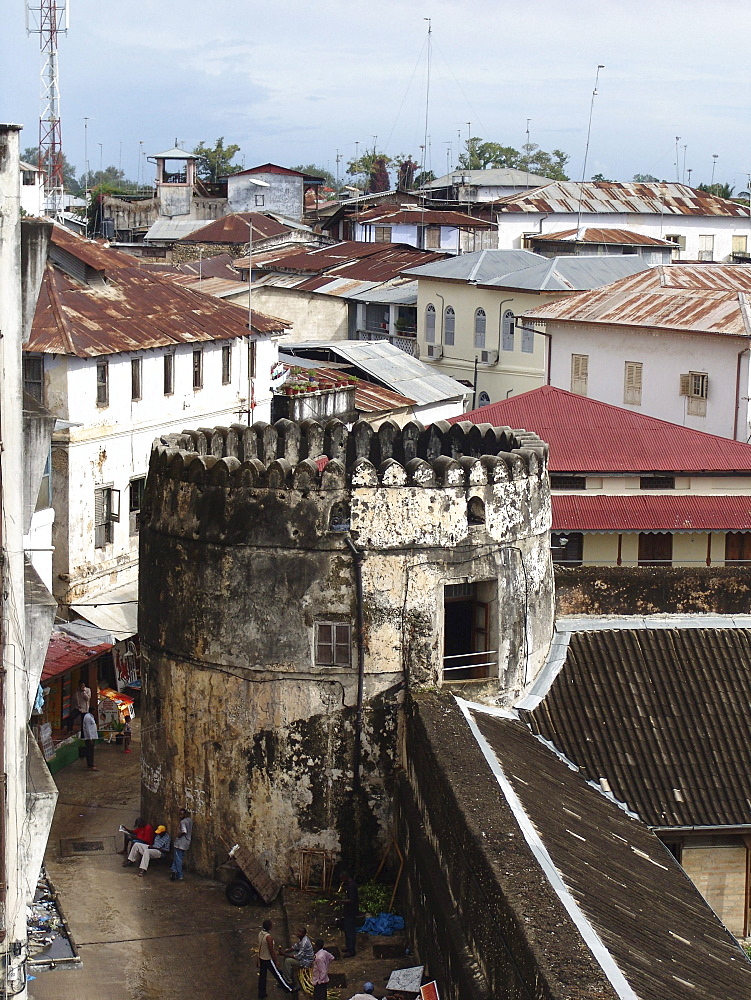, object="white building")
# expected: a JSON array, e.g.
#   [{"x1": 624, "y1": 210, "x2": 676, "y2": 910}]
[
  {"x1": 522, "y1": 263, "x2": 751, "y2": 441},
  {"x1": 228, "y1": 163, "x2": 324, "y2": 221},
  {"x1": 351, "y1": 205, "x2": 492, "y2": 254},
  {"x1": 420, "y1": 166, "x2": 554, "y2": 202},
  {"x1": 19, "y1": 158, "x2": 45, "y2": 216},
  {"x1": 25, "y1": 225, "x2": 288, "y2": 623},
  {"x1": 495, "y1": 181, "x2": 751, "y2": 263},
  {"x1": 0, "y1": 123, "x2": 58, "y2": 999}
]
